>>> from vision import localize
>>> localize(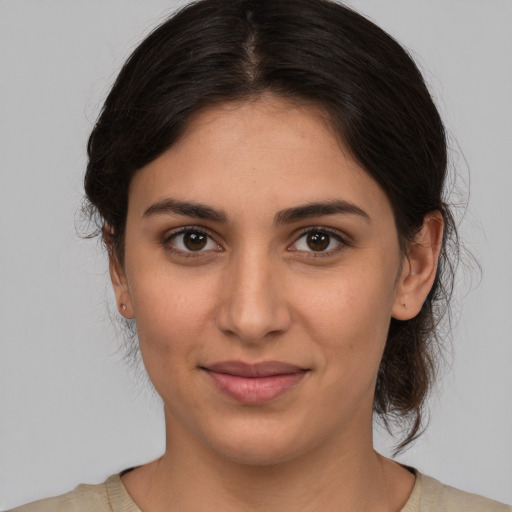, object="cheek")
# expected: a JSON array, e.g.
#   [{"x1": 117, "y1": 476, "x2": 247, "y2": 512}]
[
  {"x1": 292, "y1": 275, "x2": 394, "y2": 423},
  {"x1": 295, "y1": 264, "x2": 396, "y2": 377},
  {"x1": 128, "y1": 271, "x2": 221, "y2": 415},
  {"x1": 128, "y1": 266, "x2": 218, "y2": 366}
]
